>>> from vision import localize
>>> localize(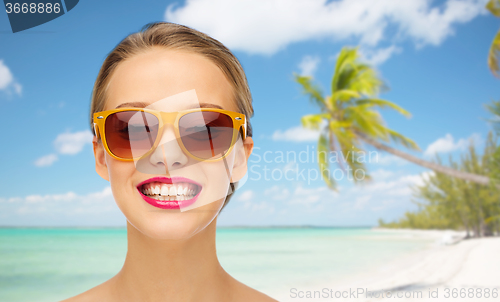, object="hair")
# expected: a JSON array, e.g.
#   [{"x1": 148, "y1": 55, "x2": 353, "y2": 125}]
[{"x1": 89, "y1": 22, "x2": 253, "y2": 210}]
